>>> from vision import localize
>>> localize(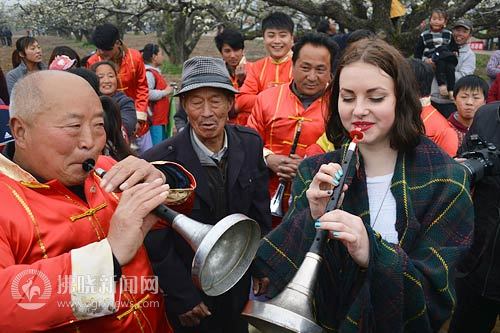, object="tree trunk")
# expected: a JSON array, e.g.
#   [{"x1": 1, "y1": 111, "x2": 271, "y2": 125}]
[
  {"x1": 158, "y1": 10, "x2": 204, "y2": 65},
  {"x1": 73, "y1": 30, "x2": 83, "y2": 42}
]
